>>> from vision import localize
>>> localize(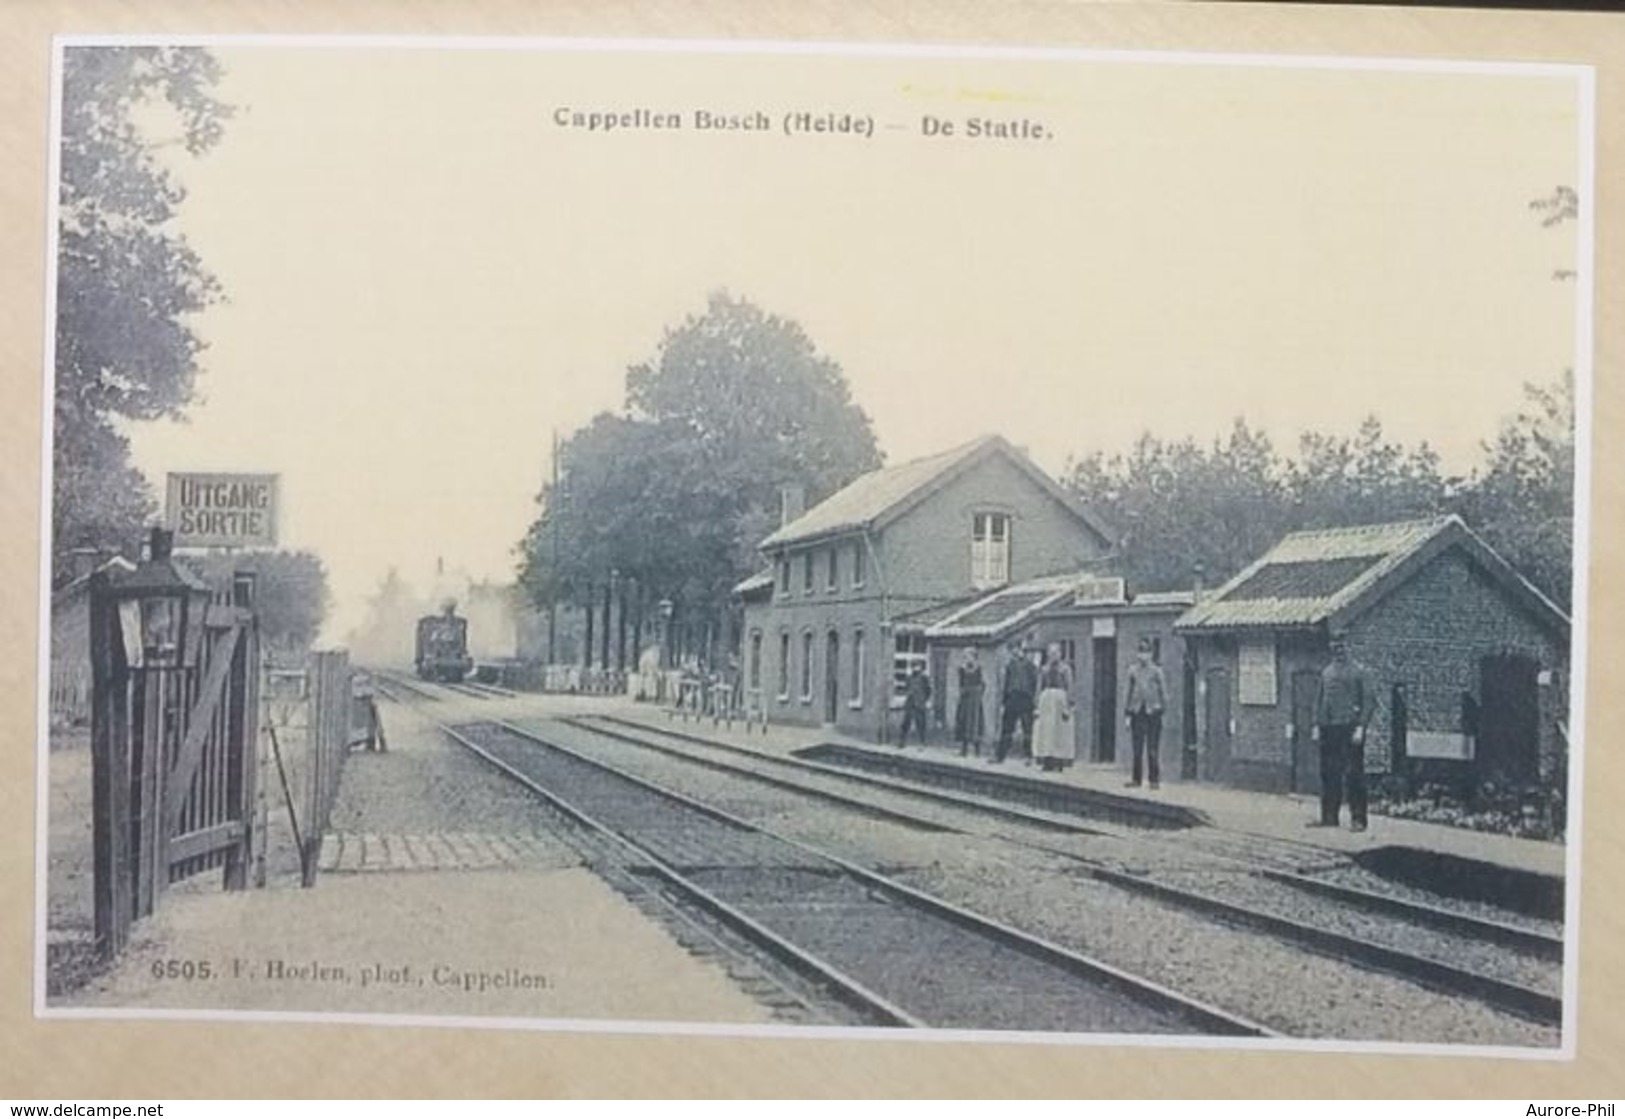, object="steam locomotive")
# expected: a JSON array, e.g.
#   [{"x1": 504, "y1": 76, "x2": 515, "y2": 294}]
[{"x1": 415, "y1": 602, "x2": 473, "y2": 682}]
